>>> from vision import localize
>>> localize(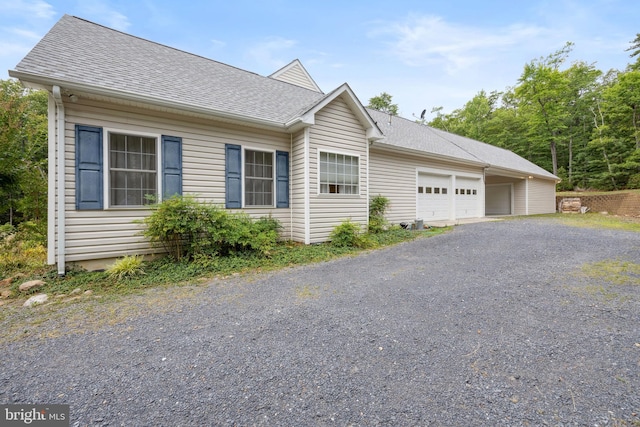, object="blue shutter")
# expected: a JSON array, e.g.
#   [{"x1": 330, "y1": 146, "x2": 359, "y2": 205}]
[
  {"x1": 276, "y1": 150, "x2": 289, "y2": 208},
  {"x1": 75, "y1": 125, "x2": 103, "y2": 210},
  {"x1": 162, "y1": 135, "x2": 182, "y2": 199},
  {"x1": 225, "y1": 144, "x2": 242, "y2": 208}
]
